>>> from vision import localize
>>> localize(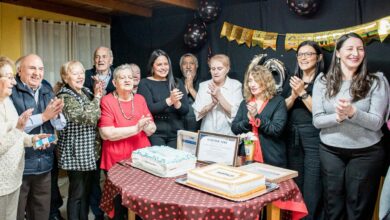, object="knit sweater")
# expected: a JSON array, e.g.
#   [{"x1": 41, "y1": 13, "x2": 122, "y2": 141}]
[
  {"x1": 312, "y1": 72, "x2": 389, "y2": 149},
  {"x1": 0, "y1": 97, "x2": 33, "y2": 196}
]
